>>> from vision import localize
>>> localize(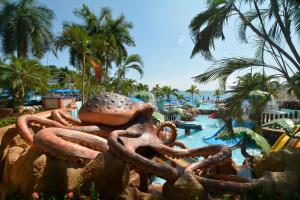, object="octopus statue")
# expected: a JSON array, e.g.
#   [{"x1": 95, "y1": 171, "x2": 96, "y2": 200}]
[
  {"x1": 16, "y1": 92, "x2": 181, "y2": 163},
  {"x1": 15, "y1": 93, "x2": 233, "y2": 185}
]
